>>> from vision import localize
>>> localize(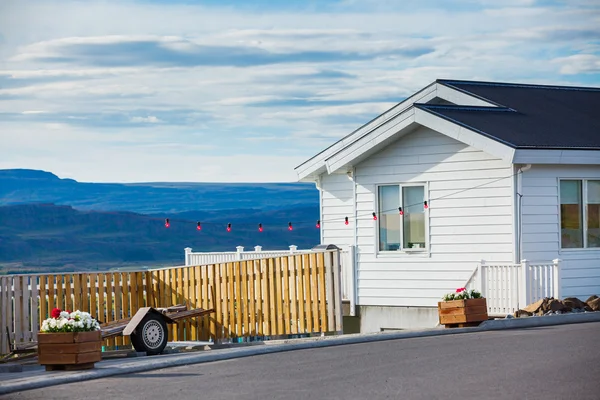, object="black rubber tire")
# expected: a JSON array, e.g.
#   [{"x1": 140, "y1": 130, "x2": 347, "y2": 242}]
[{"x1": 130, "y1": 314, "x2": 168, "y2": 355}]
